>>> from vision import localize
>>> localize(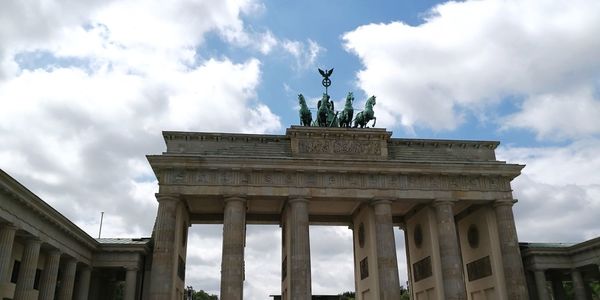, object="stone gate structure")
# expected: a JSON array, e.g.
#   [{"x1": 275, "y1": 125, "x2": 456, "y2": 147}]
[{"x1": 146, "y1": 126, "x2": 529, "y2": 300}]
